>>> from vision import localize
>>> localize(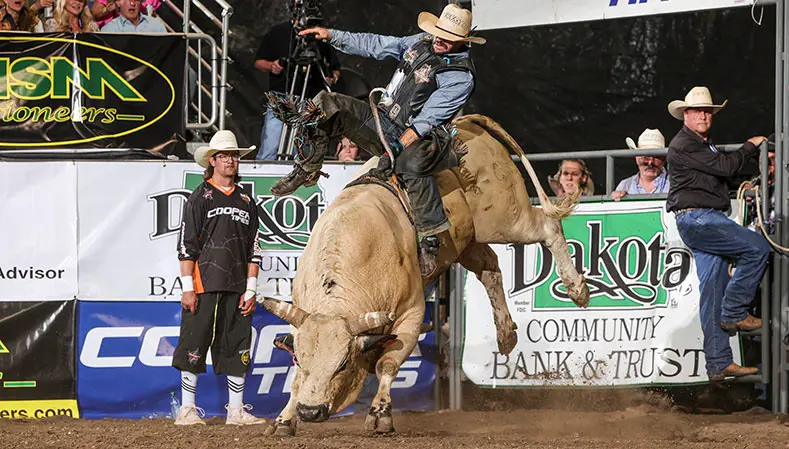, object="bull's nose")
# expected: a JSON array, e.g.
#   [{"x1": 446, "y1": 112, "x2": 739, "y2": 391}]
[{"x1": 296, "y1": 402, "x2": 329, "y2": 422}]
